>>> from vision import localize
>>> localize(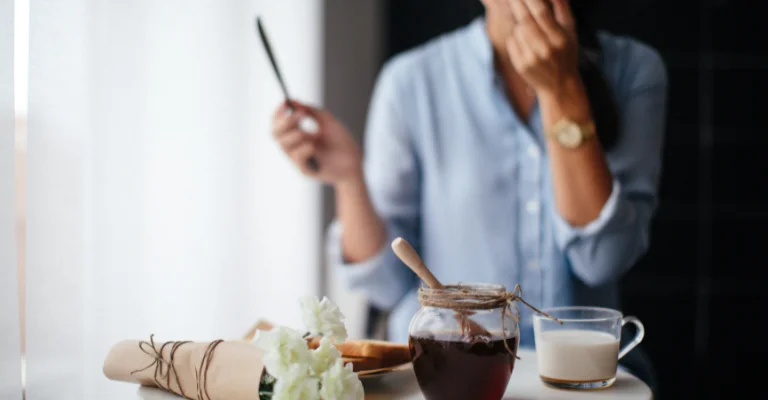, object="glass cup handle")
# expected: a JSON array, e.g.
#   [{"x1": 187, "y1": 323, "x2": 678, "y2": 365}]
[{"x1": 618, "y1": 316, "x2": 645, "y2": 360}]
